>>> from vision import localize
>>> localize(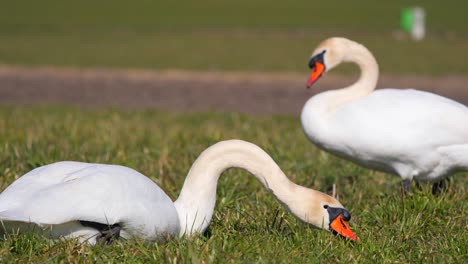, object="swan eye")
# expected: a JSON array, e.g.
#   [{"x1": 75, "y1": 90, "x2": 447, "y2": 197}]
[{"x1": 323, "y1": 205, "x2": 329, "y2": 209}]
